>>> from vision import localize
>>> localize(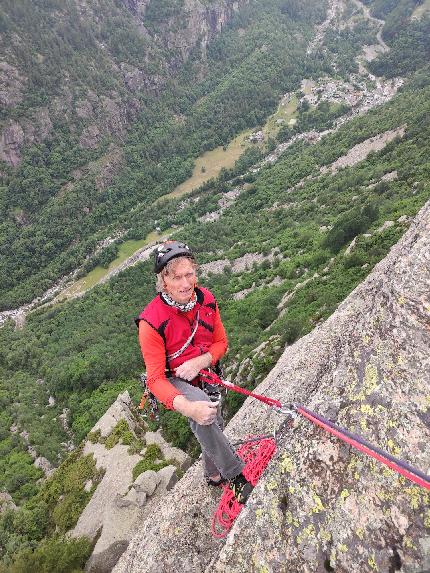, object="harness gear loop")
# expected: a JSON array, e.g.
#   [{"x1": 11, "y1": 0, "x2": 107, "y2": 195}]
[{"x1": 138, "y1": 374, "x2": 160, "y2": 422}]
